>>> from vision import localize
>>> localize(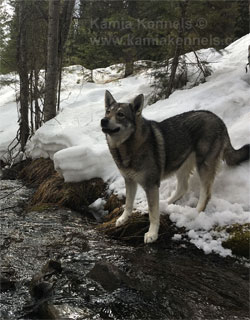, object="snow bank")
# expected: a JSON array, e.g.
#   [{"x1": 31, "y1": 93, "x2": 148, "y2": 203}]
[
  {"x1": 0, "y1": 74, "x2": 19, "y2": 160},
  {"x1": 1, "y1": 35, "x2": 250, "y2": 256},
  {"x1": 93, "y1": 63, "x2": 125, "y2": 83}
]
